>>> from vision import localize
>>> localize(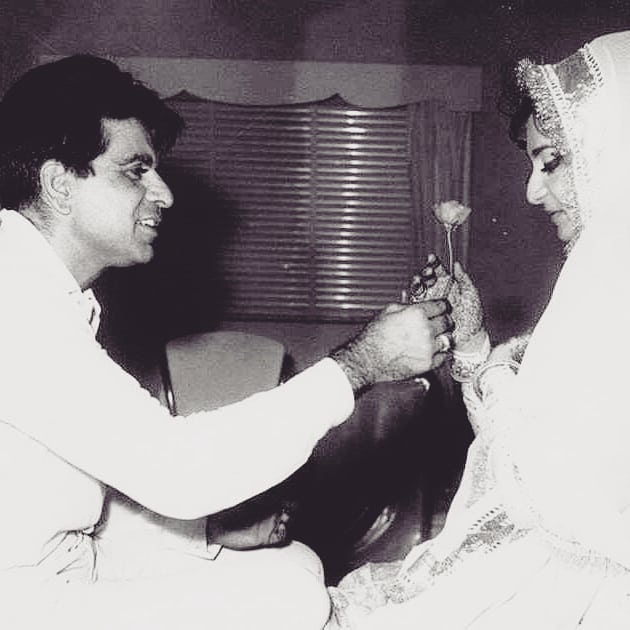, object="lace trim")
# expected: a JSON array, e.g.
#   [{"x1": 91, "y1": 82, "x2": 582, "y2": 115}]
[
  {"x1": 387, "y1": 507, "x2": 527, "y2": 604},
  {"x1": 450, "y1": 331, "x2": 491, "y2": 383},
  {"x1": 516, "y1": 46, "x2": 604, "y2": 227},
  {"x1": 583, "y1": 43, "x2": 604, "y2": 89},
  {"x1": 516, "y1": 59, "x2": 566, "y2": 155}
]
